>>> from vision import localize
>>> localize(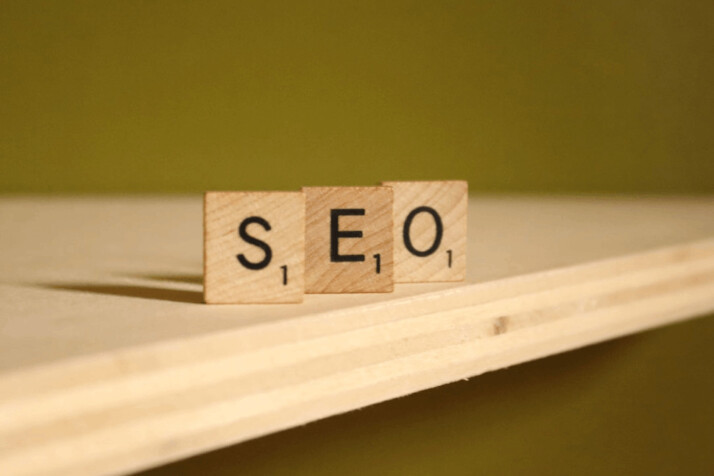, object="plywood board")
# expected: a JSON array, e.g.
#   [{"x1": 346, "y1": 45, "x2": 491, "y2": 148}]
[{"x1": 1, "y1": 196, "x2": 713, "y2": 476}]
